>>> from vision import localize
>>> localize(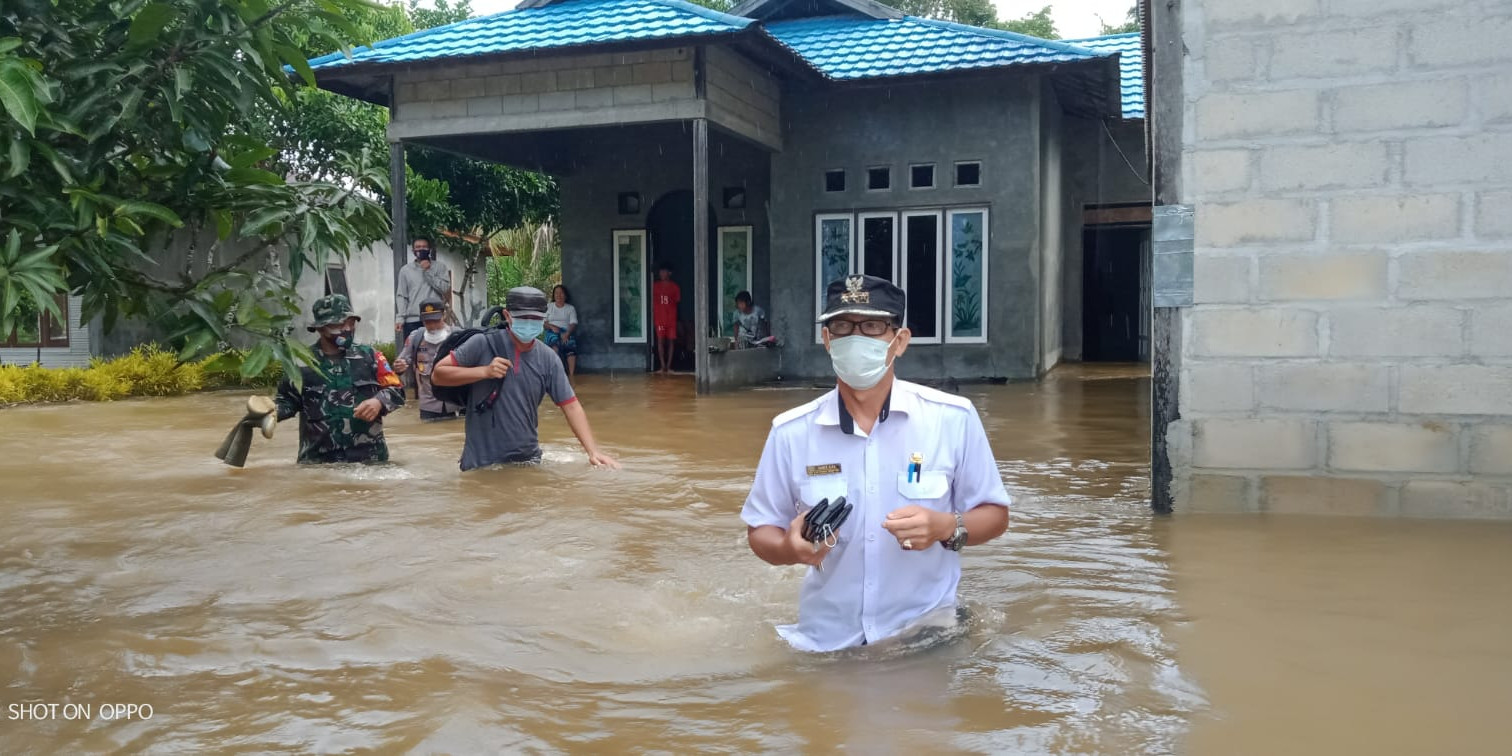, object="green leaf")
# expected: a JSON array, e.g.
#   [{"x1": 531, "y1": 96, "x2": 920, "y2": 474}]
[
  {"x1": 228, "y1": 145, "x2": 278, "y2": 170},
  {"x1": 185, "y1": 297, "x2": 228, "y2": 340},
  {"x1": 6, "y1": 137, "x2": 28, "y2": 178},
  {"x1": 174, "y1": 65, "x2": 192, "y2": 98},
  {"x1": 0, "y1": 59, "x2": 44, "y2": 135},
  {"x1": 185, "y1": 129, "x2": 215, "y2": 154},
  {"x1": 0, "y1": 38, "x2": 22, "y2": 55},
  {"x1": 178, "y1": 329, "x2": 215, "y2": 361},
  {"x1": 226, "y1": 166, "x2": 283, "y2": 186},
  {"x1": 212, "y1": 208, "x2": 233, "y2": 240},
  {"x1": 30, "y1": 142, "x2": 73, "y2": 183},
  {"x1": 128, "y1": 4, "x2": 177, "y2": 49},
  {"x1": 114, "y1": 201, "x2": 184, "y2": 227},
  {"x1": 278, "y1": 44, "x2": 316, "y2": 87},
  {"x1": 241, "y1": 342, "x2": 273, "y2": 378}
]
